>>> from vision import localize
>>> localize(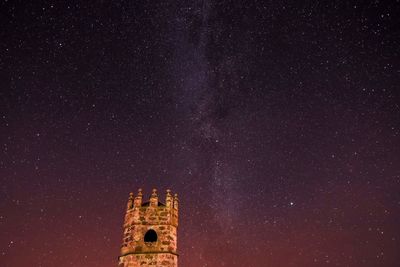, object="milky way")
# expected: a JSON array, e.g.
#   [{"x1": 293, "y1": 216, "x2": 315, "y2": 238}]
[{"x1": 1, "y1": 1, "x2": 400, "y2": 266}]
